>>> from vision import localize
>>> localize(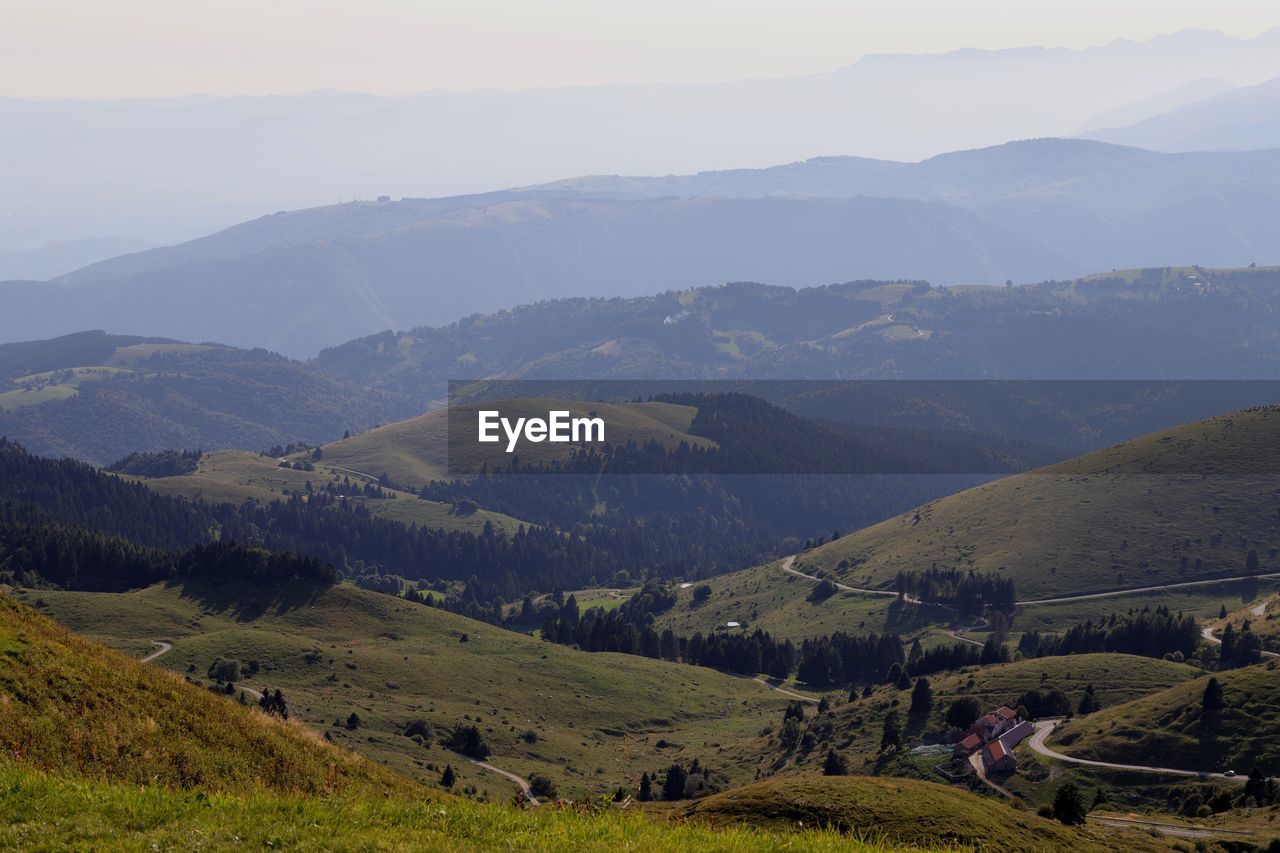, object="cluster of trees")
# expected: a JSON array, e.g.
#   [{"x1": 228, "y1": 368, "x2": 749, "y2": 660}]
[
  {"x1": 796, "y1": 633, "x2": 906, "y2": 685},
  {"x1": 539, "y1": 605, "x2": 798, "y2": 677},
  {"x1": 637, "y1": 758, "x2": 724, "y2": 802},
  {"x1": 1017, "y1": 607, "x2": 1200, "y2": 661},
  {"x1": 0, "y1": 501, "x2": 172, "y2": 590},
  {"x1": 893, "y1": 567, "x2": 1016, "y2": 615},
  {"x1": 535, "y1": 582, "x2": 1003, "y2": 688},
  {"x1": 107, "y1": 449, "x2": 202, "y2": 477},
  {"x1": 1216, "y1": 621, "x2": 1264, "y2": 669}
]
